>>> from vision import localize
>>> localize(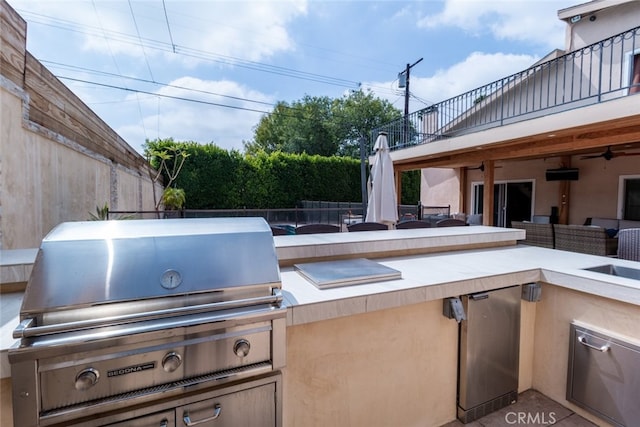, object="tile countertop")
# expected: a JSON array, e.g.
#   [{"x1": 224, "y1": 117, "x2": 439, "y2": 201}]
[
  {"x1": 0, "y1": 248, "x2": 38, "y2": 288},
  {"x1": 274, "y1": 226, "x2": 640, "y2": 325},
  {"x1": 2, "y1": 226, "x2": 640, "y2": 378},
  {"x1": 281, "y1": 245, "x2": 640, "y2": 326}
]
